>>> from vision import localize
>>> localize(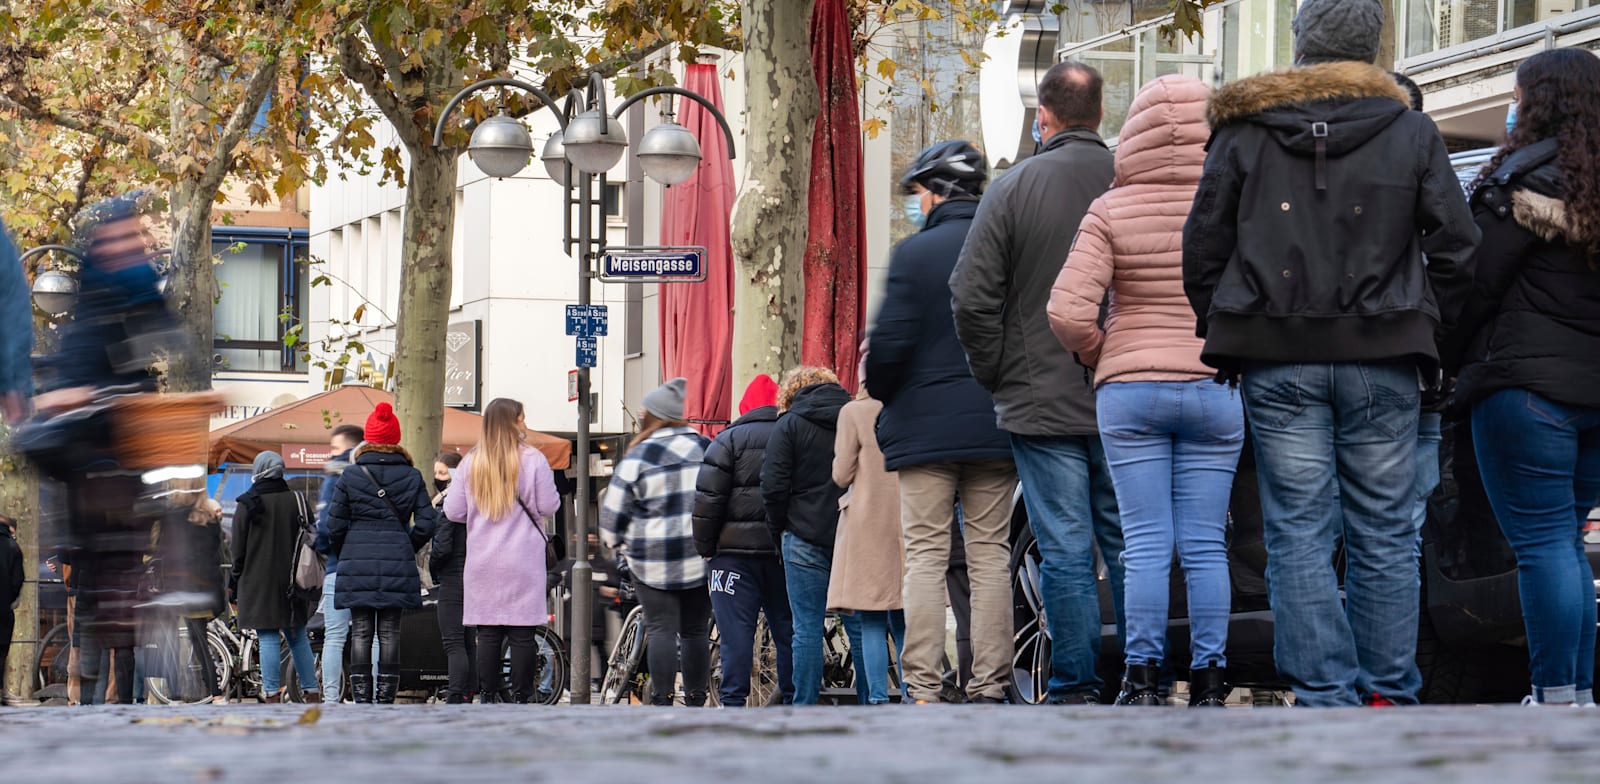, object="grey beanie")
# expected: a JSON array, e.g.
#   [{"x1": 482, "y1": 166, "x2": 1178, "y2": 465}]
[
  {"x1": 252, "y1": 450, "x2": 286, "y2": 482},
  {"x1": 642, "y1": 378, "x2": 688, "y2": 422},
  {"x1": 1292, "y1": 0, "x2": 1384, "y2": 65}
]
